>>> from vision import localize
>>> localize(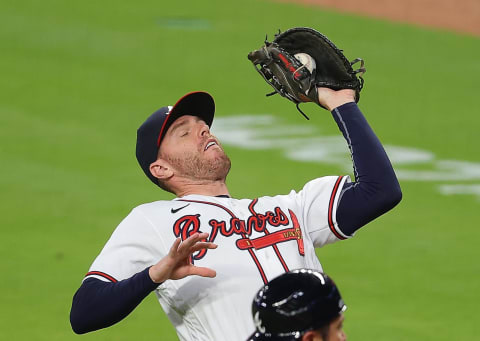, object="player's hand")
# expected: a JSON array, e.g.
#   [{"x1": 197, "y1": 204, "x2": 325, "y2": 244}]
[
  {"x1": 149, "y1": 232, "x2": 218, "y2": 284},
  {"x1": 317, "y1": 88, "x2": 356, "y2": 111}
]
